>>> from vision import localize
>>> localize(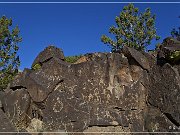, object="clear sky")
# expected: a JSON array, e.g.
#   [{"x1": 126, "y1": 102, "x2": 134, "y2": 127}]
[{"x1": 0, "y1": 1, "x2": 180, "y2": 70}]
